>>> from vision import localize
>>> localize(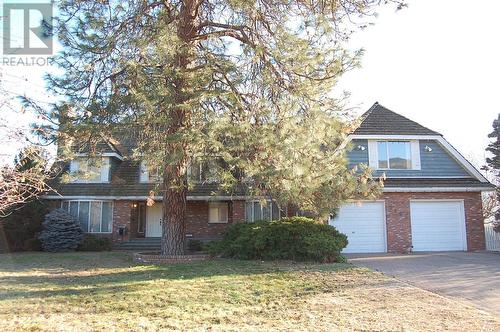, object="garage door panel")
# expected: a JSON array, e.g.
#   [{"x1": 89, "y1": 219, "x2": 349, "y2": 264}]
[
  {"x1": 329, "y1": 202, "x2": 386, "y2": 253},
  {"x1": 410, "y1": 201, "x2": 466, "y2": 251}
]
